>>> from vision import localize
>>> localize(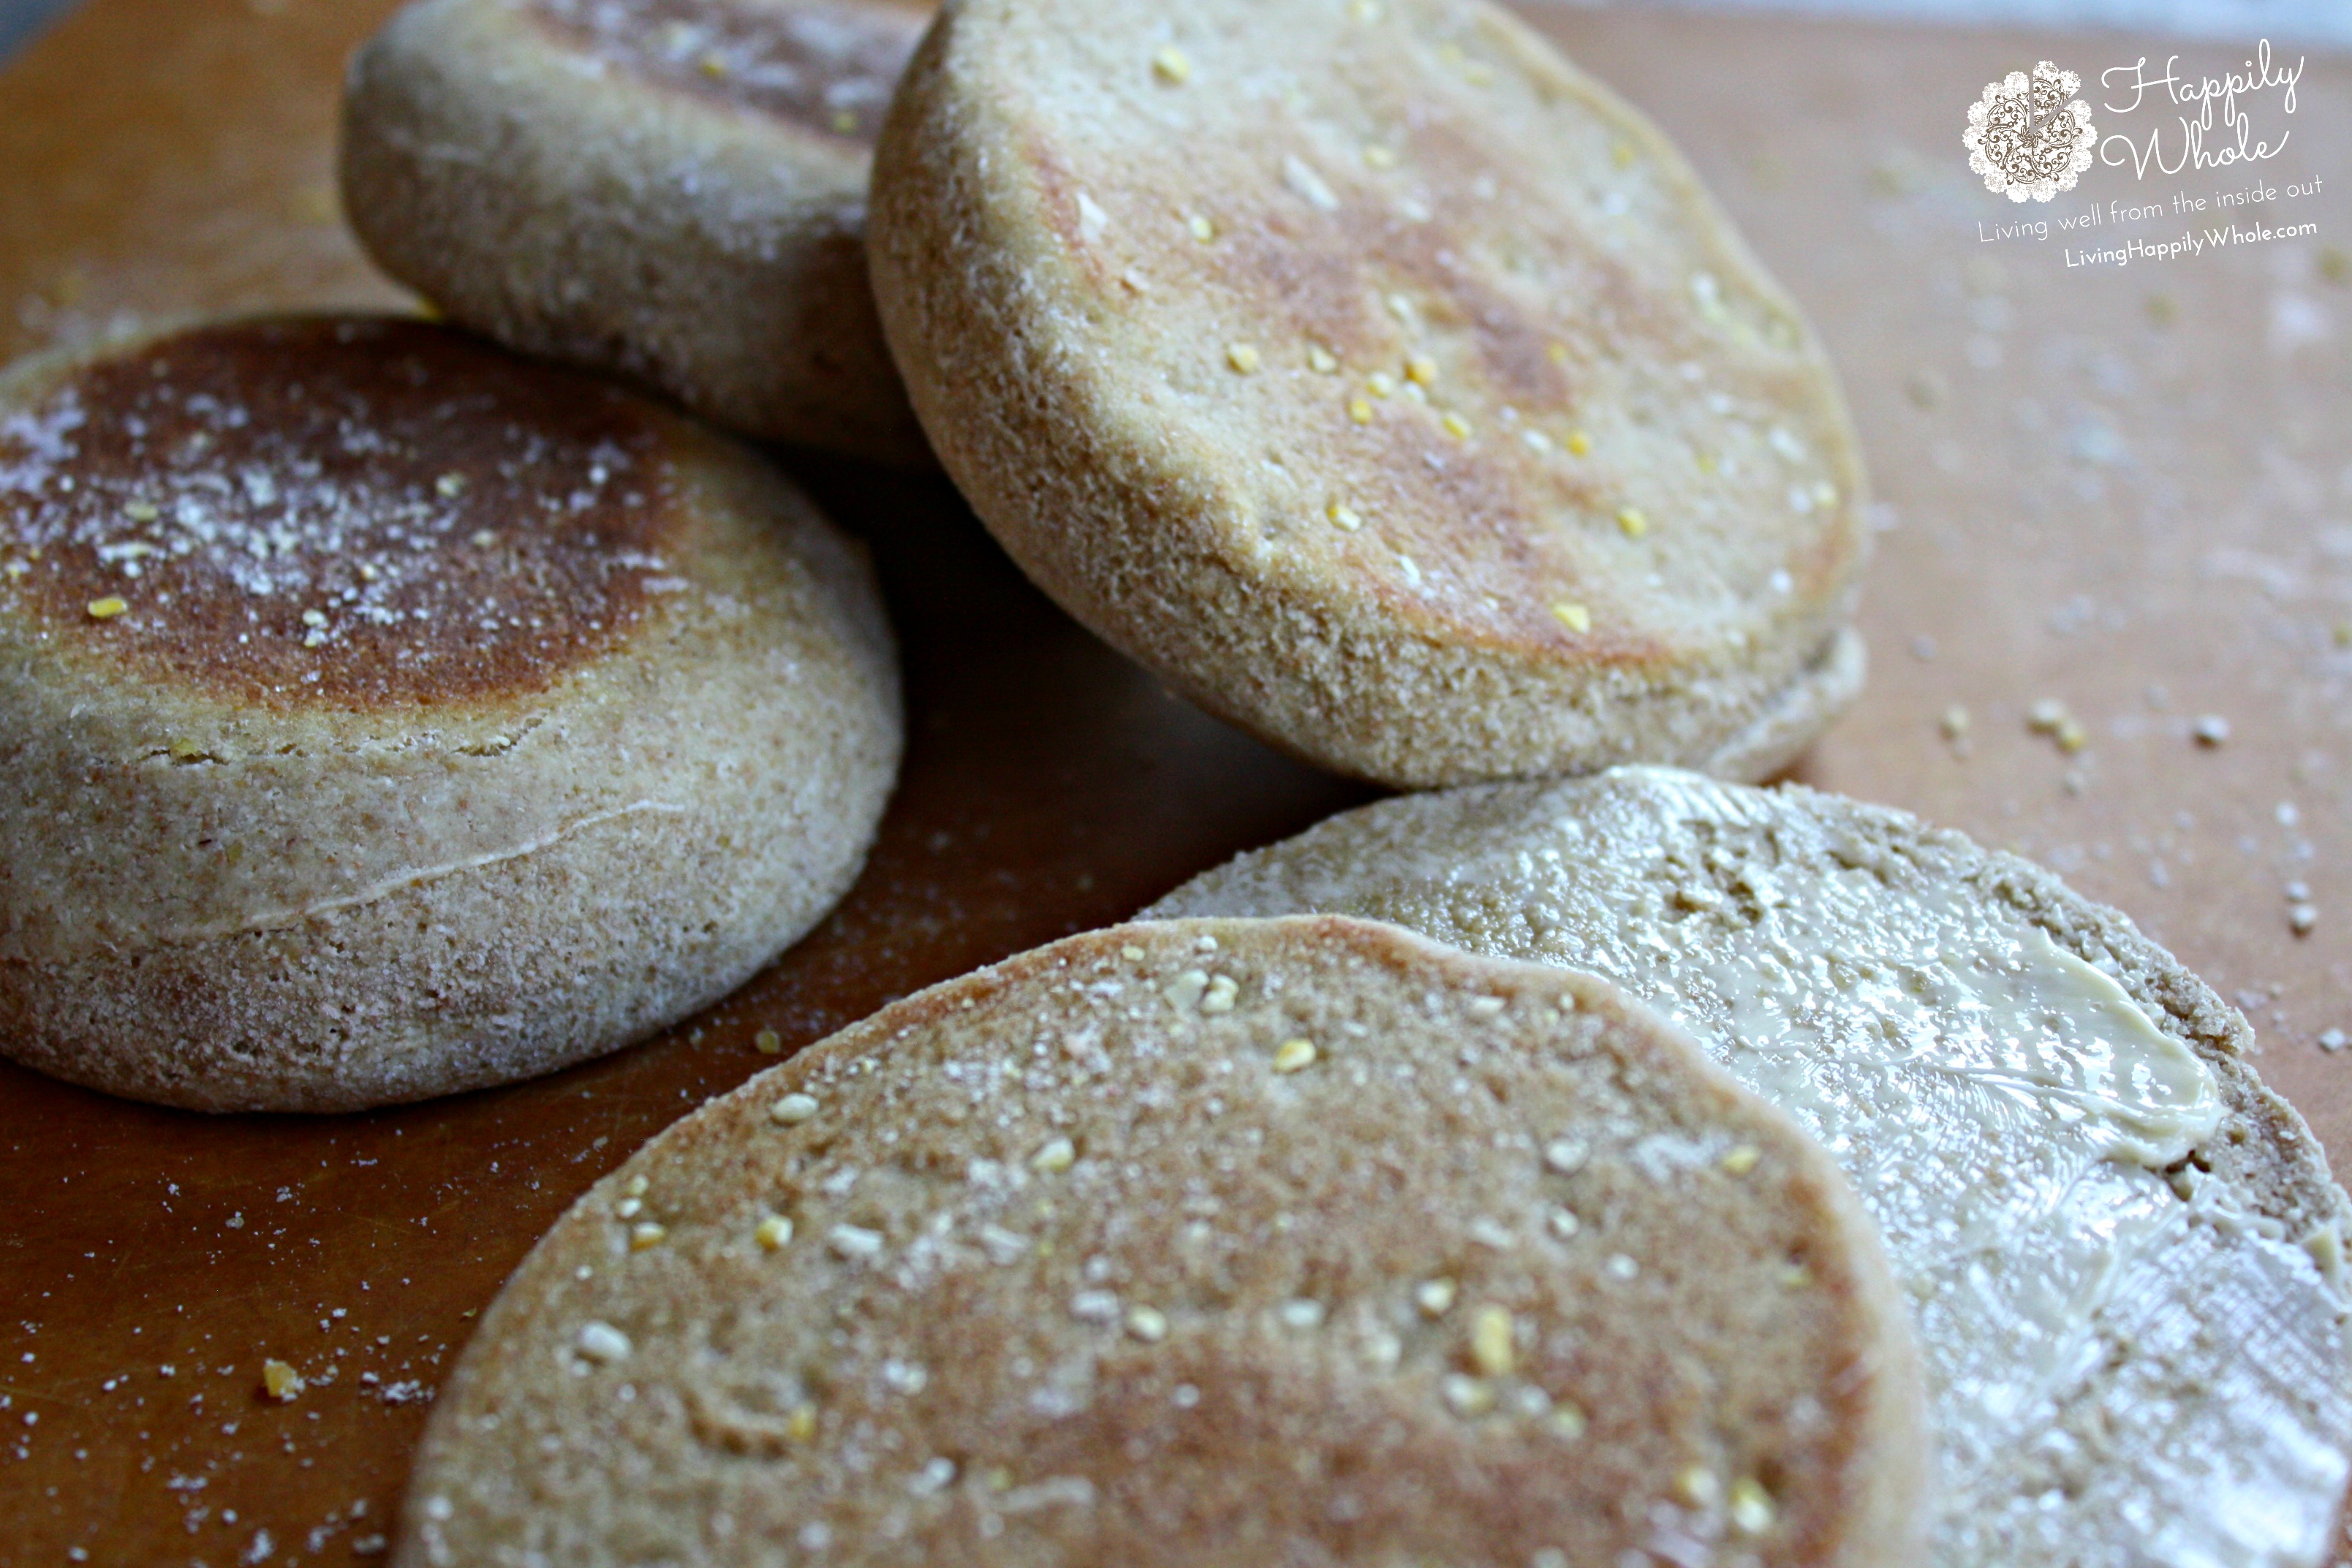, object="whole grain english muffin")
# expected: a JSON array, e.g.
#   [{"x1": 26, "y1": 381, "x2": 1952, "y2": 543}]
[
  {"x1": 341, "y1": 0, "x2": 933, "y2": 464},
  {"x1": 1149, "y1": 767, "x2": 2352, "y2": 1568},
  {"x1": 866, "y1": 0, "x2": 1868, "y2": 788},
  {"x1": 0, "y1": 316, "x2": 901, "y2": 1113},
  {"x1": 398, "y1": 915, "x2": 1926, "y2": 1568}
]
